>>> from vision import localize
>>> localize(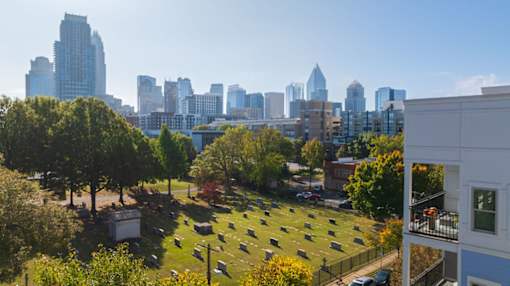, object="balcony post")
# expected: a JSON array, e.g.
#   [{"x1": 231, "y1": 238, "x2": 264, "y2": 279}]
[
  {"x1": 403, "y1": 161, "x2": 413, "y2": 233},
  {"x1": 402, "y1": 236, "x2": 411, "y2": 286}
]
